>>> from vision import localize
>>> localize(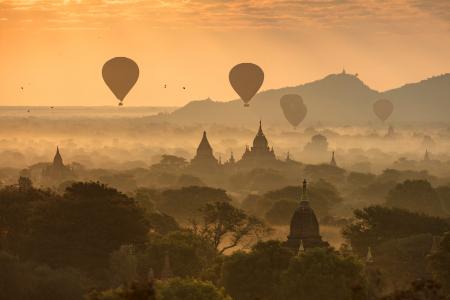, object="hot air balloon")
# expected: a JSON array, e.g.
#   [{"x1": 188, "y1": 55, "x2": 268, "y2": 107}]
[
  {"x1": 229, "y1": 63, "x2": 264, "y2": 107},
  {"x1": 373, "y1": 99, "x2": 394, "y2": 122},
  {"x1": 102, "y1": 57, "x2": 139, "y2": 106},
  {"x1": 280, "y1": 94, "x2": 307, "y2": 129}
]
